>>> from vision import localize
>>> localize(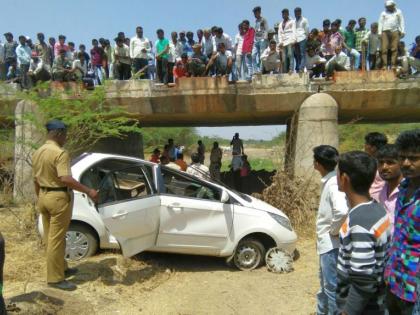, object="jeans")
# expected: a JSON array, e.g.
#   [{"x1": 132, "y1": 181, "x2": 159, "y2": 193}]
[
  {"x1": 346, "y1": 48, "x2": 361, "y2": 69},
  {"x1": 235, "y1": 55, "x2": 247, "y2": 80},
  {"x1": 244, "y1": 53, "x2": 253, "y2": 80},
  {"x1": 282, "y1": 44, "x2": 294, "y2": 72},
  {"x1": 295, "y1": 39, "x2": 307, "y2": 71},
  {"x1": 317, "y1": 248, "x2": 338, "y2": 315},
  {"x1": 92, "y1": 64, "x2": 103, "y2": 85},
  {"x1": 132, "y1": 58, "x2": 148, "y2": 78},
  {"x1": 252, "y1": 39, "x2": 268, "y2": 73},
  {"x1": 19, "y1": 63, "x2": 30, "y2": 89}
]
